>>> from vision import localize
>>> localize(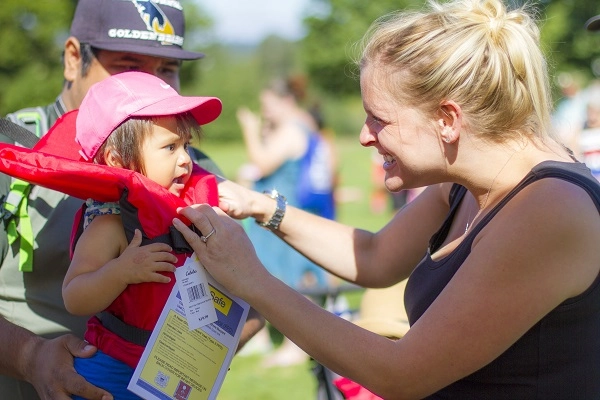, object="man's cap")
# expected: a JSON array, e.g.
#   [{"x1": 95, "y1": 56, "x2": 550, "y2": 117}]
[
  {"x1": 76, "y1": 71, "x2": 222, "y2": 161},
  {"x1": 70, "y1": 0, "x2": 204, "y2": 60},
  {"x1": 585, "y1": 14, "x2": 600, "y2": 31}
]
